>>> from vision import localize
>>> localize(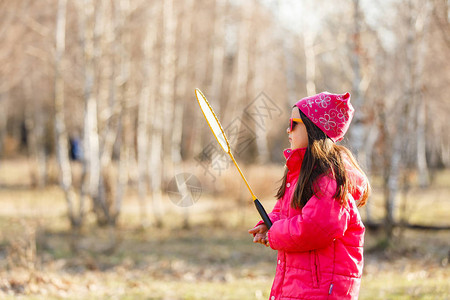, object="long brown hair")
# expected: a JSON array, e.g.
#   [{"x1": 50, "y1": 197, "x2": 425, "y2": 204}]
[{"x1": 276, "y1": 109, "x2": 370, "y2": 209}]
